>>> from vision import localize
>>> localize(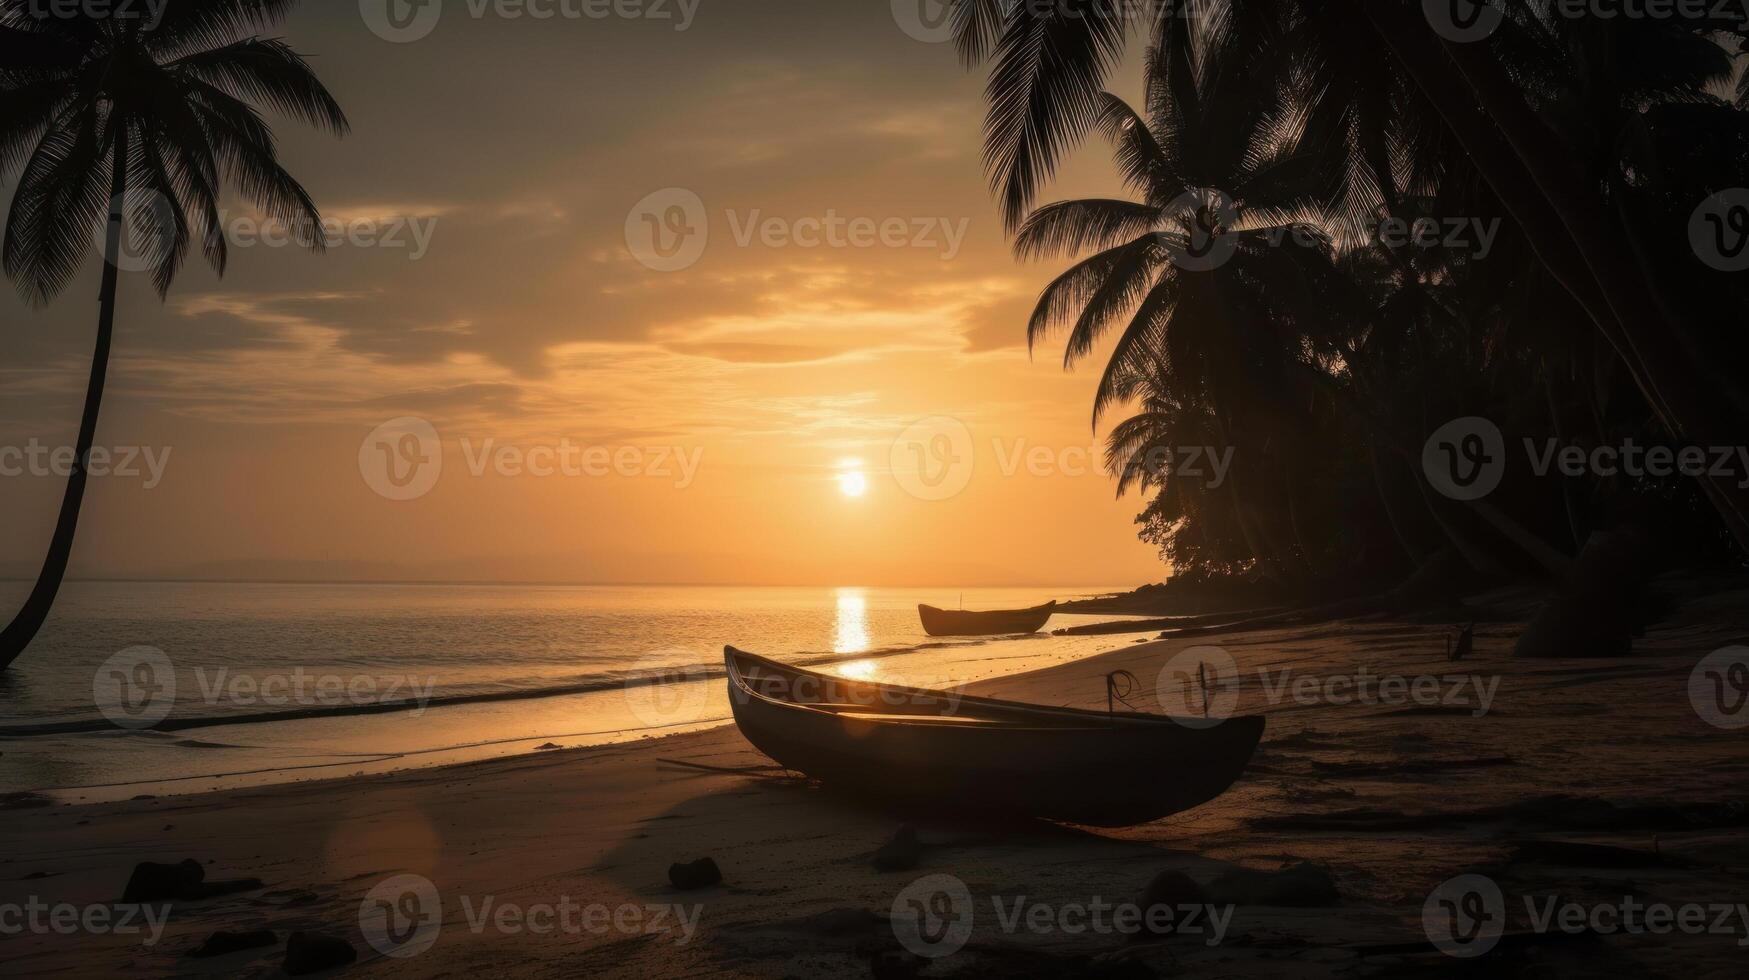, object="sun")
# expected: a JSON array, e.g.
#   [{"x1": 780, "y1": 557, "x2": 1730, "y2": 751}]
[
  {"x1": 835, "y1": 458, "x2": 867, "y2": 498},
  {"x1": 837, "y1": 469, "x2": 868, "y2": 498}
]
